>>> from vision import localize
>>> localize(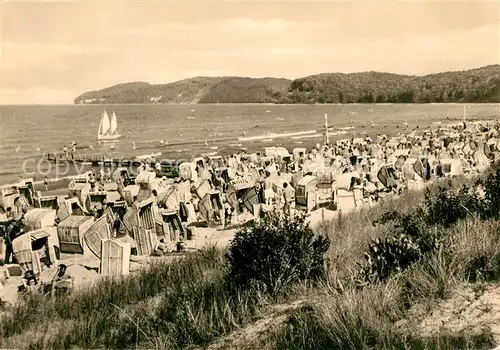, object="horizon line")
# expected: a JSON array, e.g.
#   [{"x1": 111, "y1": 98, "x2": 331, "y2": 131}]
[{"x1": 2, "y1": 102, "x2": 500, "y2": 107}]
